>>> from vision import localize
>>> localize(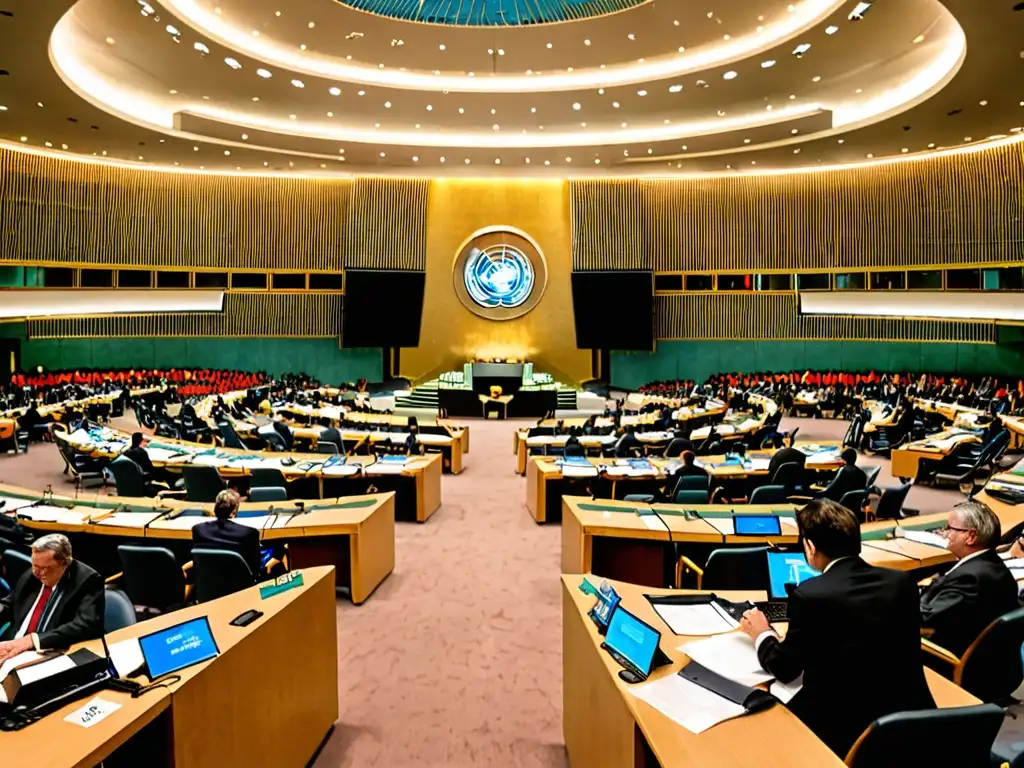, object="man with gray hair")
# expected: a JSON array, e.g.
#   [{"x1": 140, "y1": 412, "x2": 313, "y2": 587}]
[
  {"x1": 920, "y1": 500, "x2": 1019, "y2": 661},
  {"x1": 0, "y1": 534, "x2": 104, "y2": 662}
]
